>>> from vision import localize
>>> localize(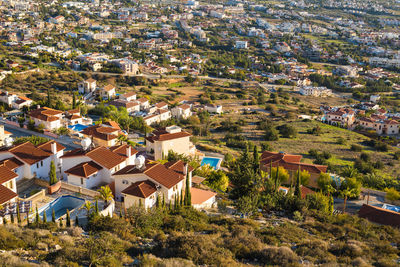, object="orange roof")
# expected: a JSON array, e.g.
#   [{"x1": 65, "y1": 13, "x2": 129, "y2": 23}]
[
  {"x1": 81, "y1": 125, "x2": 118, "y2": 141},
  {"x1": 0, "y1": 184, "x2": 17, "y2": 205},
  {"x1": 4, "y1": 130, "x2": 11, "y2": 135},
  {"x1": 8, "y1": 142, "x2": 52, "y2": 165},
  {"x1": 190, "y1": 187, "x2": 216, "y2": 205},
  {"x1": 122, "y1": 180, "x2": 157, "y2": 198},
  {"x1": 62, "y1": 145, "x2": 128, "y2": 170},
  {"x1": 0, "y1": 165, "x2": 18, "y2": 184},
  {"x1": 0, "y1": 157, "x2": 23, "y2": 170},
  {"x1": 36, "y1": 140, "x2": 66, "y2": 154},
  {"x1": 114, "y1": 161, "x2": 184, "y2": 189},
  {"x1": 109, "y1": 144, "x2": 138, "y2": 157},
  {"x1": 65, "y1": 161, "x2": 103, "y2": 178},
  {"x1": 19, "y1": 96, "x2": 32, "y2": 101},
  {"x1": 260, "y1": 151, "x2": 327, "y2": 174},
  {"x1": 103, "y1": 84, "x2": 115, "y2": 92},
  {"x1": 164, "y1": 160, "x2": 194, "y2": 175},
  {"x1": 103, "y1": 121, "x2": 121, "y2": 130},
  {"x1": 146, "y1": 128, "x2": 191, "y2": 143}
]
